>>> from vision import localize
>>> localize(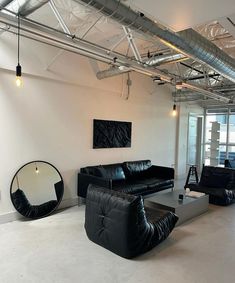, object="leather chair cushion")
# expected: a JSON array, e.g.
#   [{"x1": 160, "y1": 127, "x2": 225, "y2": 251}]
[
  {"x1": 85, "y1": 185, "x2": 178, "y2": 258},
  {"x1": 123, "y1": 160, "x2": 152, "y2": 178},
  {"x1": 187, "y1": 183, "x2": 226, "y2": 198},
  {"x1": 11, "y1": 189, "x2": 31, "y2": 210},
  {"x1": 145, "y1": 206, "x2": 178, "y2": 243},
  {"x1": 200, "y1": 166, "x2": 231, "y2": 188},
  {"x1": 187, "y1": 183, "x2": 235, "y2": 205},
  {"x1": 11, "y1": 189, "x2": 58, "y2": 218}
]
